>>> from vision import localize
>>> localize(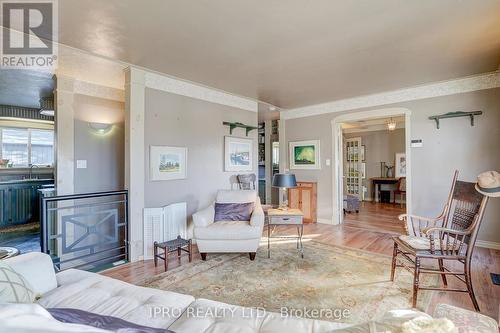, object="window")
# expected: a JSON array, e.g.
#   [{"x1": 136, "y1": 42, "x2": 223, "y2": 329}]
[
  {"x1": 2, "y1": 128, "x2": 28, "y2": 166},
  {"x1": 30, "y1": 129, "x2": 54, "y2": 166},
  {"x1": 0, "y1": 127, "x2": 54, "y2": 167}
]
